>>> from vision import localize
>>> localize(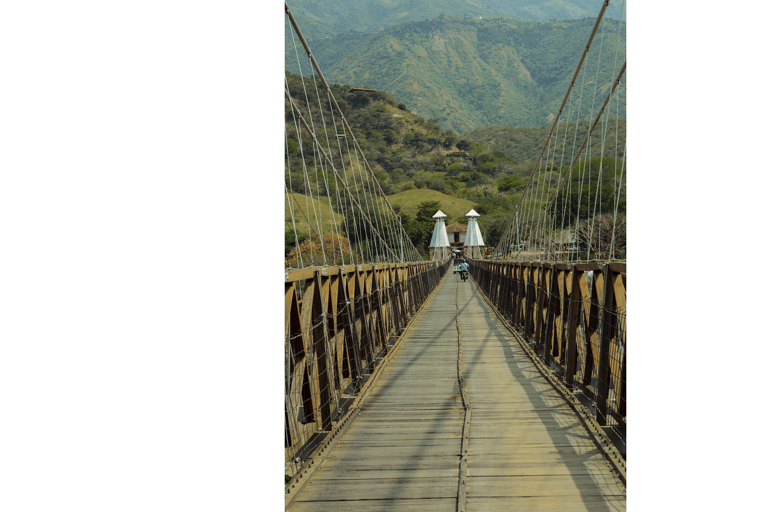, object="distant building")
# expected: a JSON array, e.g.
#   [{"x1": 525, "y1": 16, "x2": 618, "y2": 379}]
[{"x1": 446, "y1": 222, "x2": 467, "y2": 253}]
